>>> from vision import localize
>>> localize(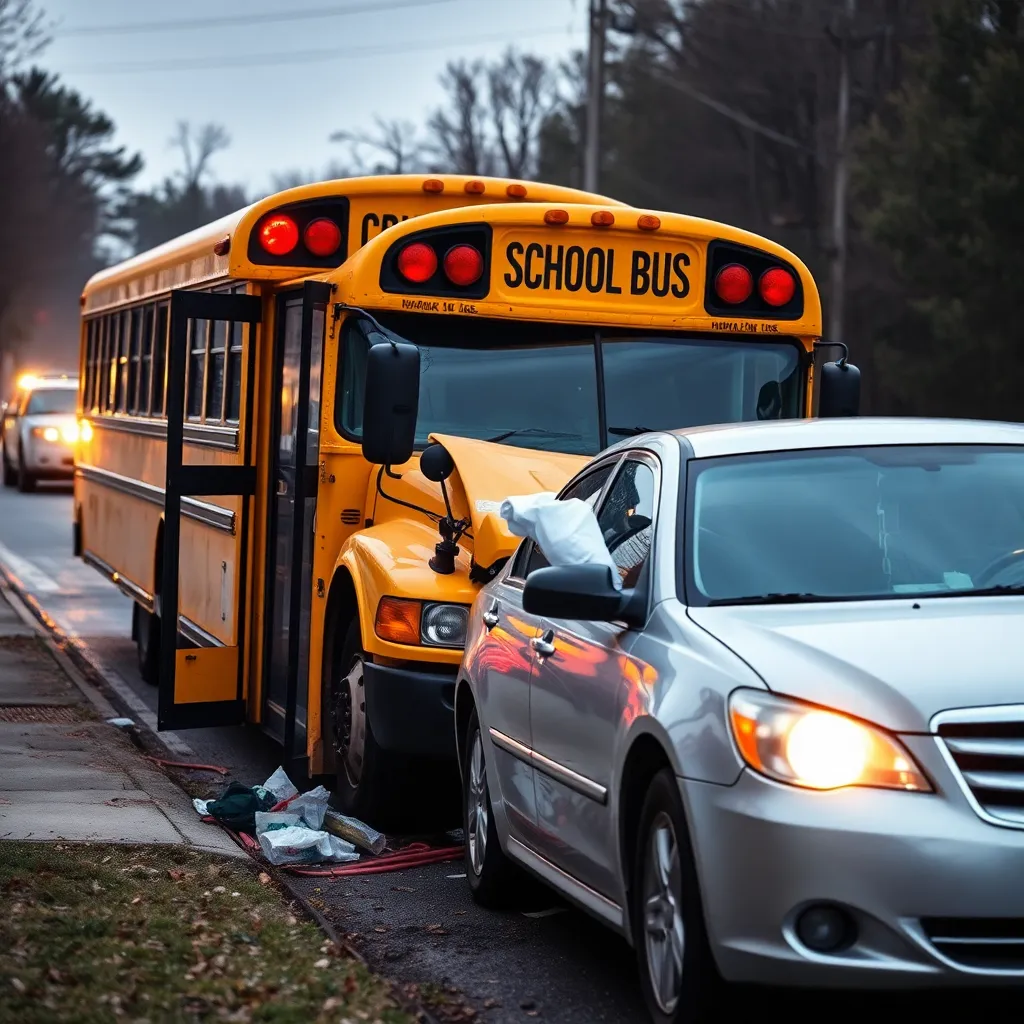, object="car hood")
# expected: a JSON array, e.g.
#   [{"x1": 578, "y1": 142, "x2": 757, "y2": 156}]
[{"x1": 687, "y1": 598, "x2": 1024, "y2": 732}]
